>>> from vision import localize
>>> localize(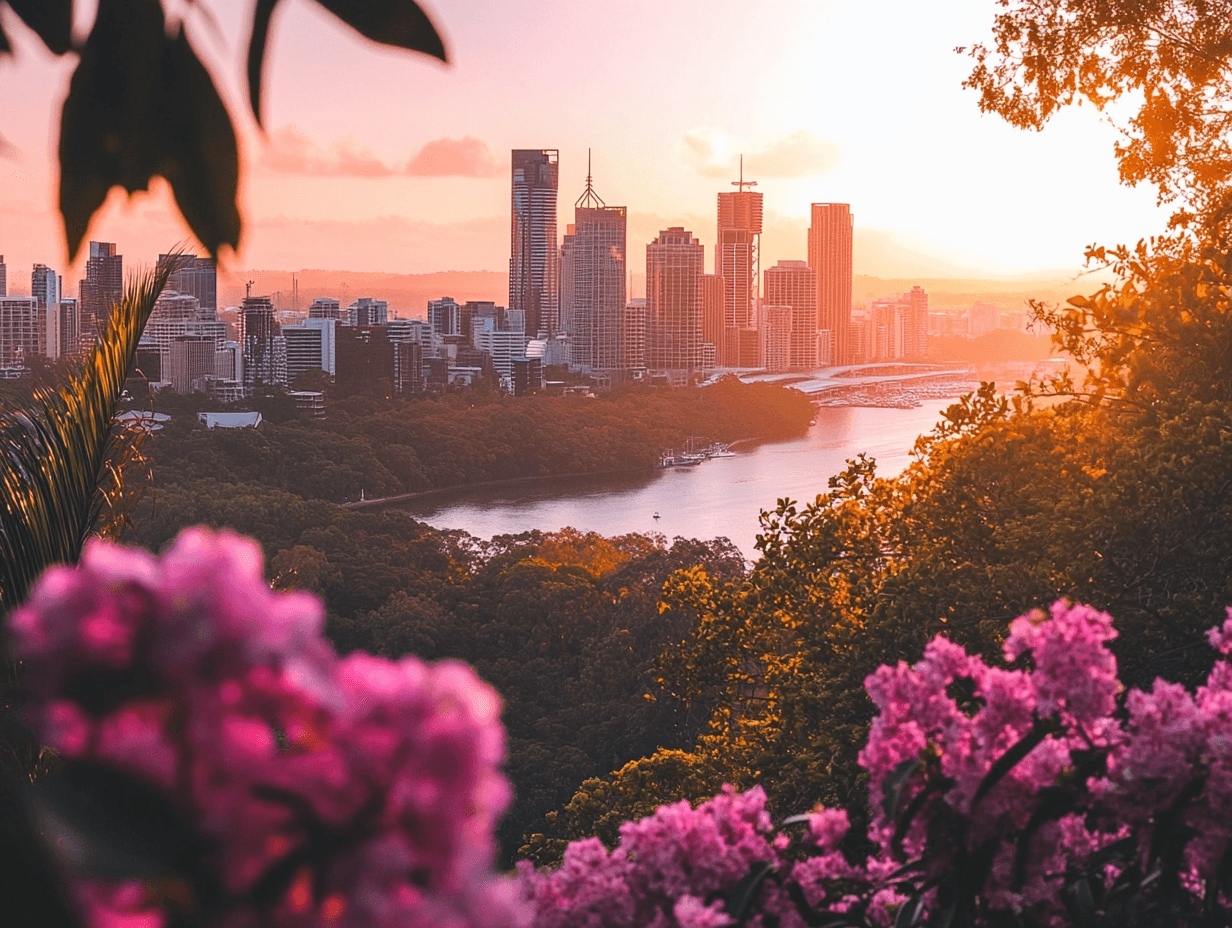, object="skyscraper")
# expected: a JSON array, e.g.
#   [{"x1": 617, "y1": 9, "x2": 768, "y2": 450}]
[
  {"x1": 31, "y1": 264, "x2": 60, "y2": 358},
  {"x1": 700, "y1": 273, "x2": 724, "y2": 365},
  {"x1": 158, "y1": 253, "x2": 218, "y2": 317},
  {"x1": 646, "y1": 227, "x2": 704, "y2": 379},
  {"x1": 808, "y1": 203, "x2": 853, "y2": 365},
  {"x1": 241, "y1": 295, "x2": 284, "y2": 395},
  {"x1": 0, "y1": 297, "x2": 41, "y2": 365},
  {"x1": 717, "y1": 162, "x2": 763, "y2": 367},
  {"x1": 428, "y1": 297, "x2": 462, "y2": 337},
  {"x1": 510, "y1": 149, "x2": 559, "y2": 339},
  {"x1": 764, "y1": 260, "x2": 818, "y2": 370},
  {"x1": 80, "y1": 242, "x2": 122, "y2": 344},
  {"x1": 904, "y1": 285, "x2": 929, "y2": 359},
  {"x1": 560, "y1": 157, "x2": 626, "y2": 374}
]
